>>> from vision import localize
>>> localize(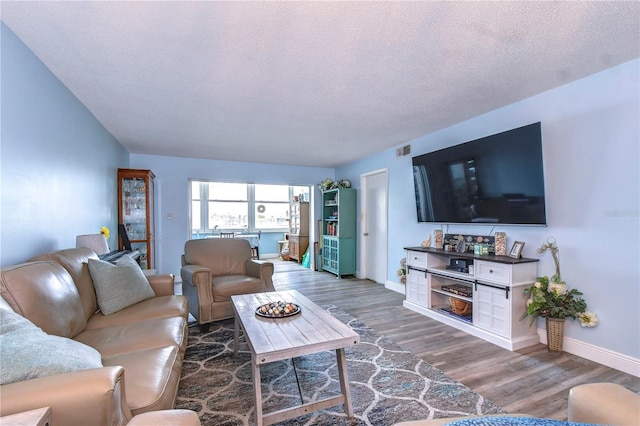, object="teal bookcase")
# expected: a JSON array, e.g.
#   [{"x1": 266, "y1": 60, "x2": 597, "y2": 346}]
[{"x1": 321, "y1": 188, "x2": 356, "y2": 277}]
